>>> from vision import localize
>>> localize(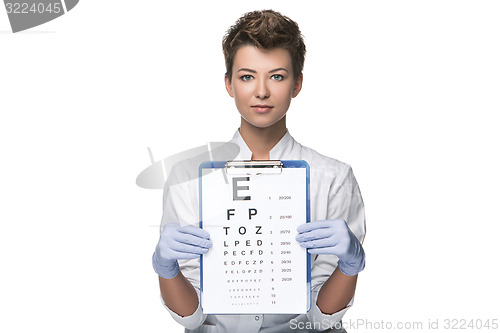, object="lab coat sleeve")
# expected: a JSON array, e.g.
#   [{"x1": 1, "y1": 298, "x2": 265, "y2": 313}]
[
  {"x1": 327, "y1": 166, "x2": 366, "y2": 243},
  {"x1": 306, "y1": 286, "x2": 353, "y2": 329},
  {"x1": 307, "y1": 165, "x2": 366, "y2": 327},
  {"x1": 158, "y1": 164, "x2": 207, "y2": 330},
  {"x1": 159, "y1": 288, "x2": 207, "y2": 330}
]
